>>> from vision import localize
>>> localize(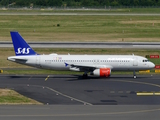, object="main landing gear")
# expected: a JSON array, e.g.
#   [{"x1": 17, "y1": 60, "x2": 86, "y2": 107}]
[
  {"x1": 83, "y1": 72, "x2": 88, "y2": 79},
  {"x1": 133, "y1": 70, "x2": 137, "y2": 79}
]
